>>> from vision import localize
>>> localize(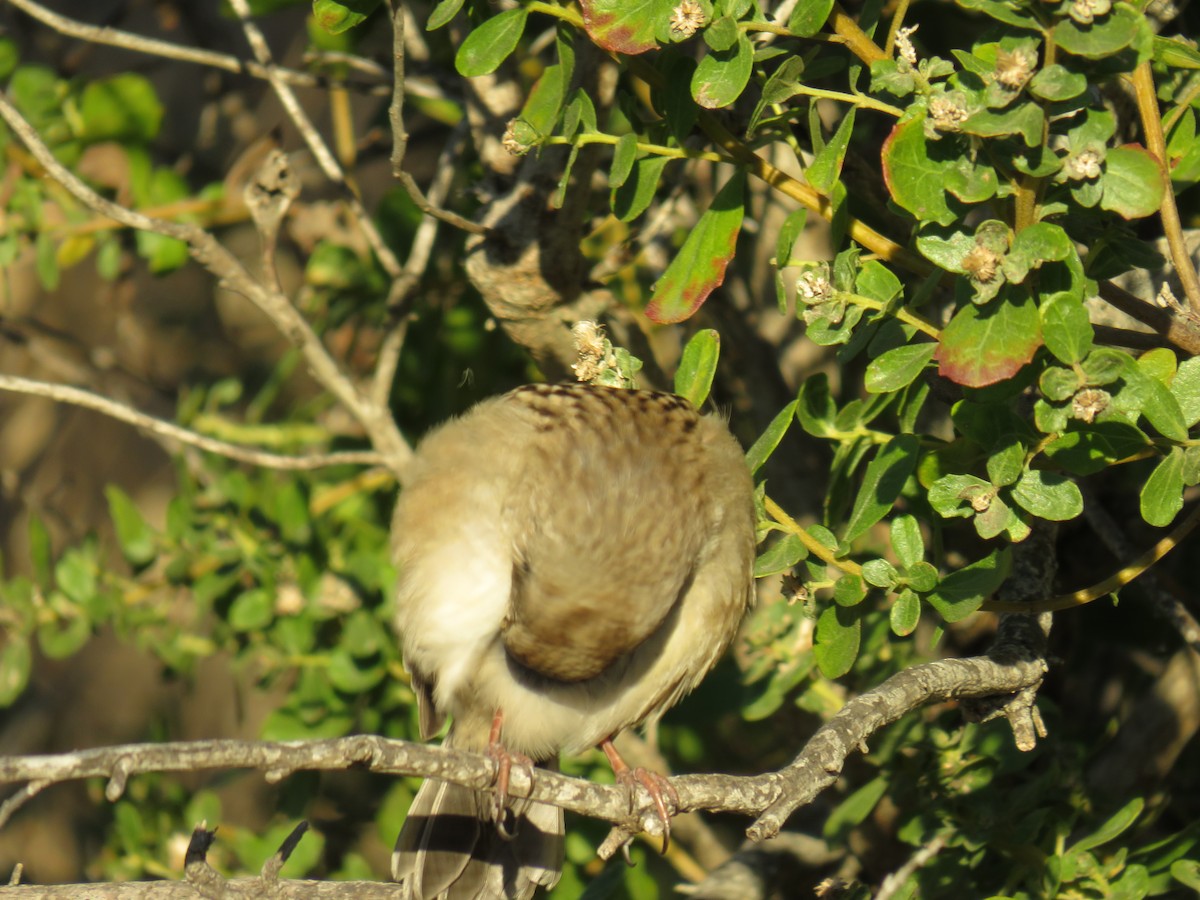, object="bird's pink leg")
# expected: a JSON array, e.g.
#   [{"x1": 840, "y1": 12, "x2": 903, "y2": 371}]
[
  {"x1": 486, "y1": 708, "x2": 533, "y2": 836},
  {"x1": 601, "y1": 739, "x2": 679, "y2": 853}
]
